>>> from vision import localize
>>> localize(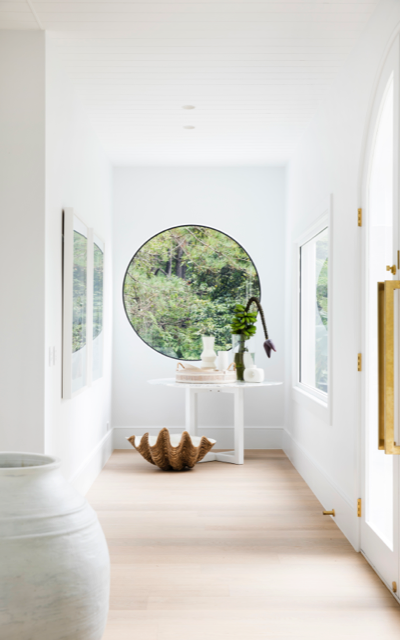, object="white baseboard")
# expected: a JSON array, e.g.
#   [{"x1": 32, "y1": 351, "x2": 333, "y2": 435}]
[
  {"x1": 282, "y1": 429, "x2": 359, "y2": 551},
  {"x1": 69, "y1": 429, "x2": 114, "y2": 496},
  {"x1": 113, "y1": 426, "x2": 283, "y2": 450}
]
